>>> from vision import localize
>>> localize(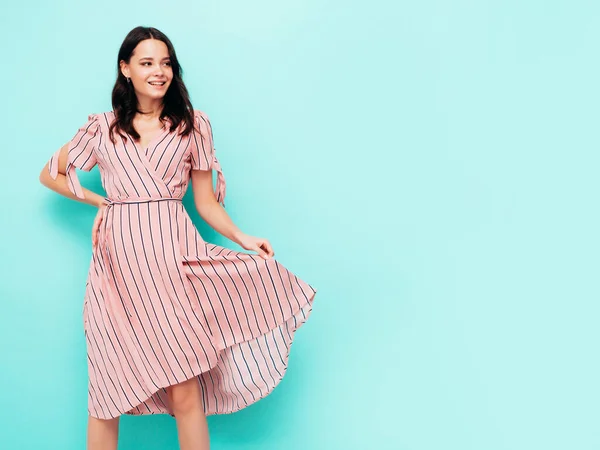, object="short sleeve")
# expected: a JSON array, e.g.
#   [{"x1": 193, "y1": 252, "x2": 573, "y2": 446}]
[
  {"x1": 190, "y1": 110, "x2": 214, "y2": 171},
  {"x1": 189, "y1": 110, "x2": 227, "y2": 206},
  {"x1": 47, "y1": 113, "x2": 100, "y2": 199}
]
